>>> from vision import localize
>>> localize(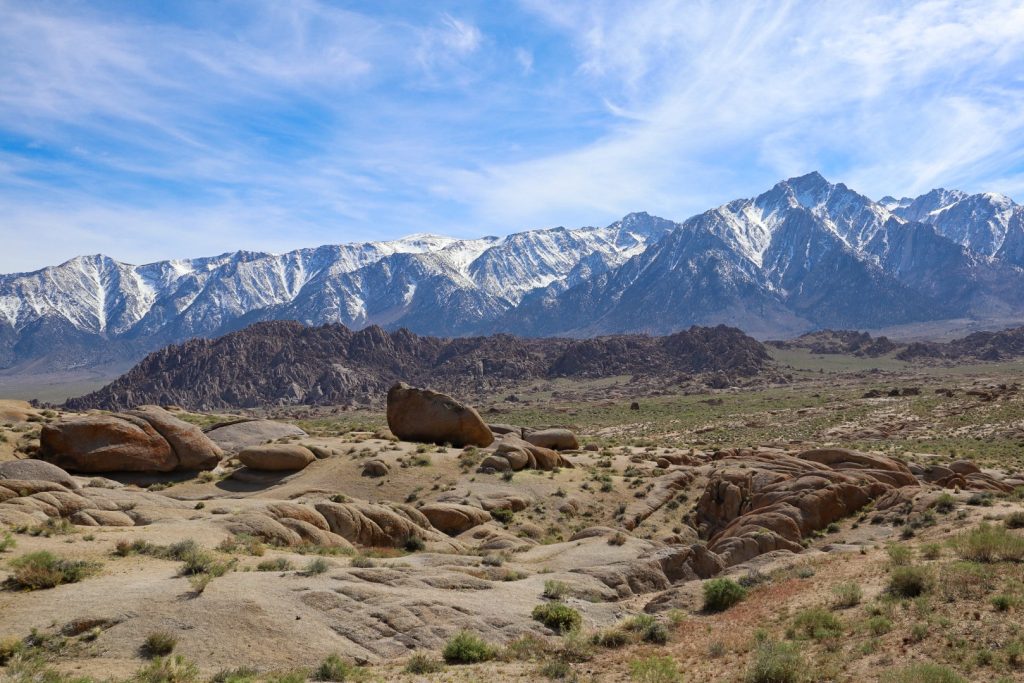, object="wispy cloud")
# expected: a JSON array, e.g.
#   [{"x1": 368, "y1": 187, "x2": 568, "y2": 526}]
[{"x1": 1, "y1": 0, "x2": 1023, "y2": 272}]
